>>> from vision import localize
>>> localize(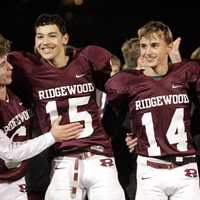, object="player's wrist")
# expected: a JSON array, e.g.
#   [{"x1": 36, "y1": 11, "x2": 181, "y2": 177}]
[{"x1": 48, "y1": 131, "x2": 57, "y2": 143}]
